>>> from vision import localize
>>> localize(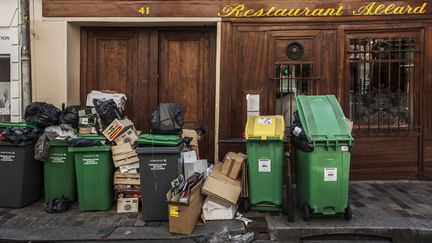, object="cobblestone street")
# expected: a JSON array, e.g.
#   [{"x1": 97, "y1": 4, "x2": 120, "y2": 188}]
[{"x1": 1, "y1": 180, "x2": 432, "y2": 242}]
